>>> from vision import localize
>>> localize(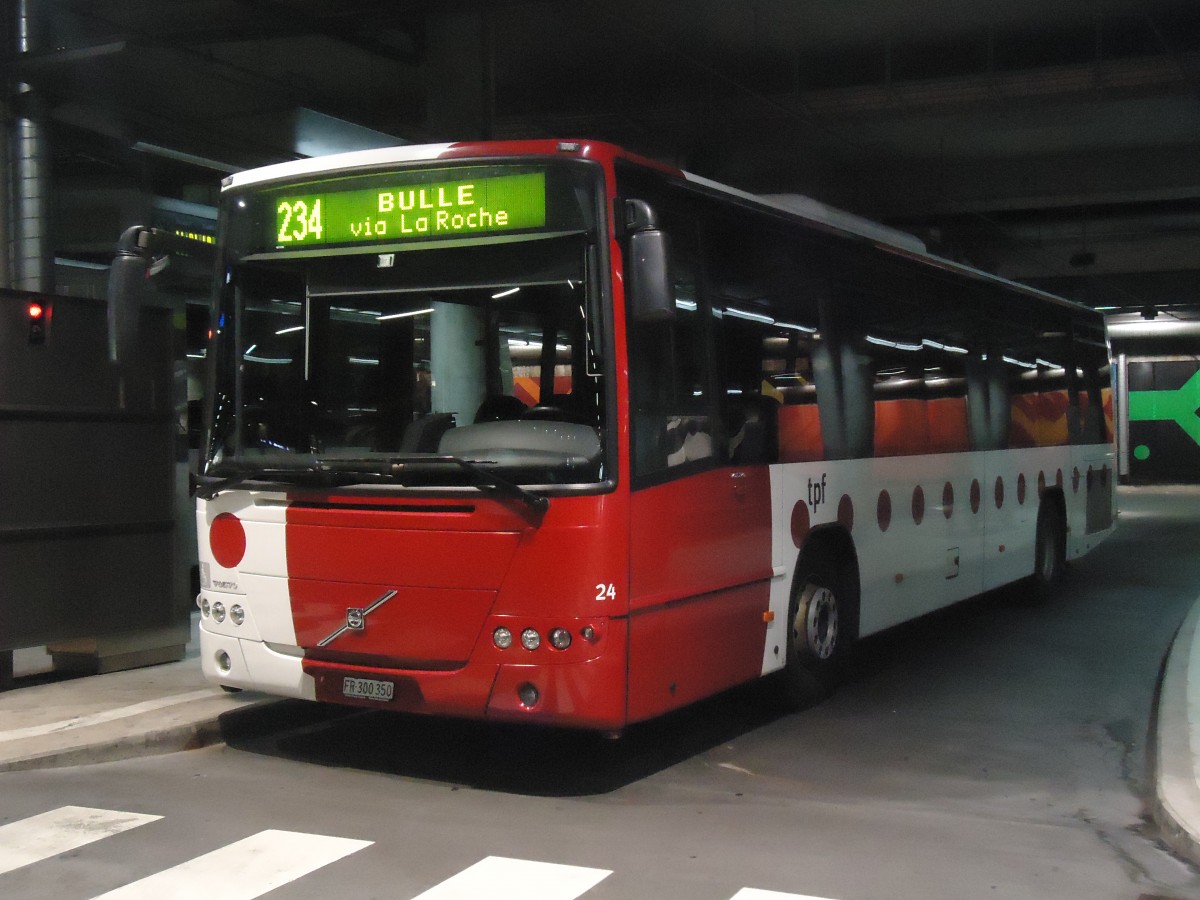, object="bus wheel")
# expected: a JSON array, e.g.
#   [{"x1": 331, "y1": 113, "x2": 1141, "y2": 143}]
[
  {"x1": 780, "y1": 557, "x2": 850, "y2": 709},
  {"x1": 1031, "y1": 498, "x2": 1066, "y2": 600}
]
